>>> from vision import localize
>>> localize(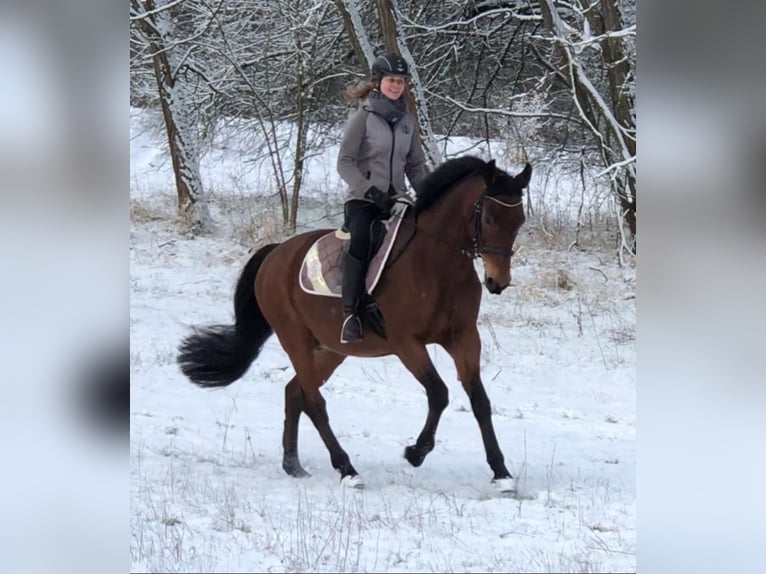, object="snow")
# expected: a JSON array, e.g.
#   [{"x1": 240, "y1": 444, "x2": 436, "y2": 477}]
[{"x1": 131, "y1": 109, "x2": 635, "y2": 572}]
